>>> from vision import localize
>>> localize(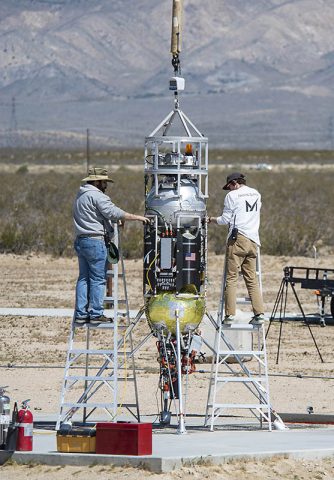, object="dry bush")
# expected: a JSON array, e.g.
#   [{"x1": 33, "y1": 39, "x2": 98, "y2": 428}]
[
  {"x1": 209, "y1": 149, "x2": 334, "y2": 165},
  {"x1": 0, "y1": 160, "x2": 333, "y2": 258},
  {"x1": 0, "y1": 148, "x2": 143, "y2": 165},
  {"x1": 2, "y1": 147, "x2": 334, "y2": 166},
  {"x1": 0, "y1": 168, "x2": 145, "y2": 258},
  {"x1": 208, "y1": 168, "x2": 334, "y2": 256}
]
